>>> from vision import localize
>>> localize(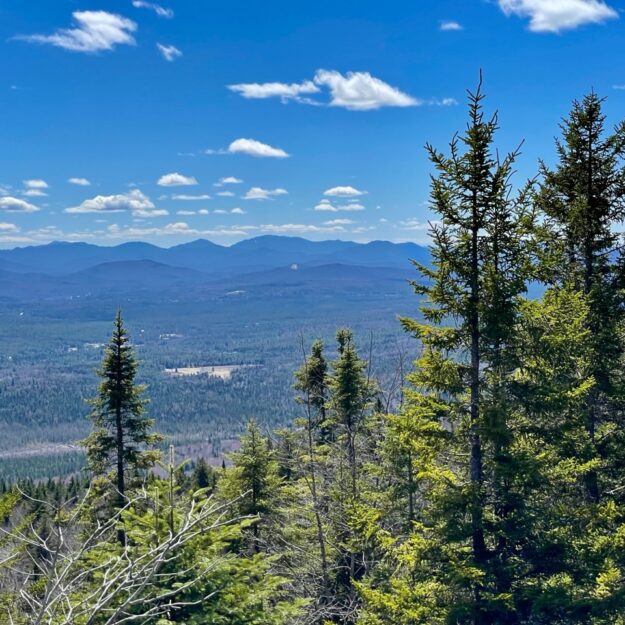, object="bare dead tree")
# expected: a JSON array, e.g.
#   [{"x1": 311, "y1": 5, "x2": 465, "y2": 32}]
[{"x1": 0, "y1": 486, "x2": 247, "y2": 625}]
